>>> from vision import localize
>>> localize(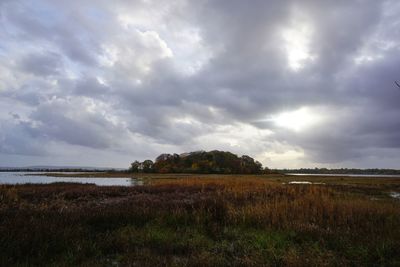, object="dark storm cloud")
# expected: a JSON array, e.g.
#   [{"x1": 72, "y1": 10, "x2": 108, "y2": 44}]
[{"x1": 0, "y1": 0, "x2": 400, "y2": 168}]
